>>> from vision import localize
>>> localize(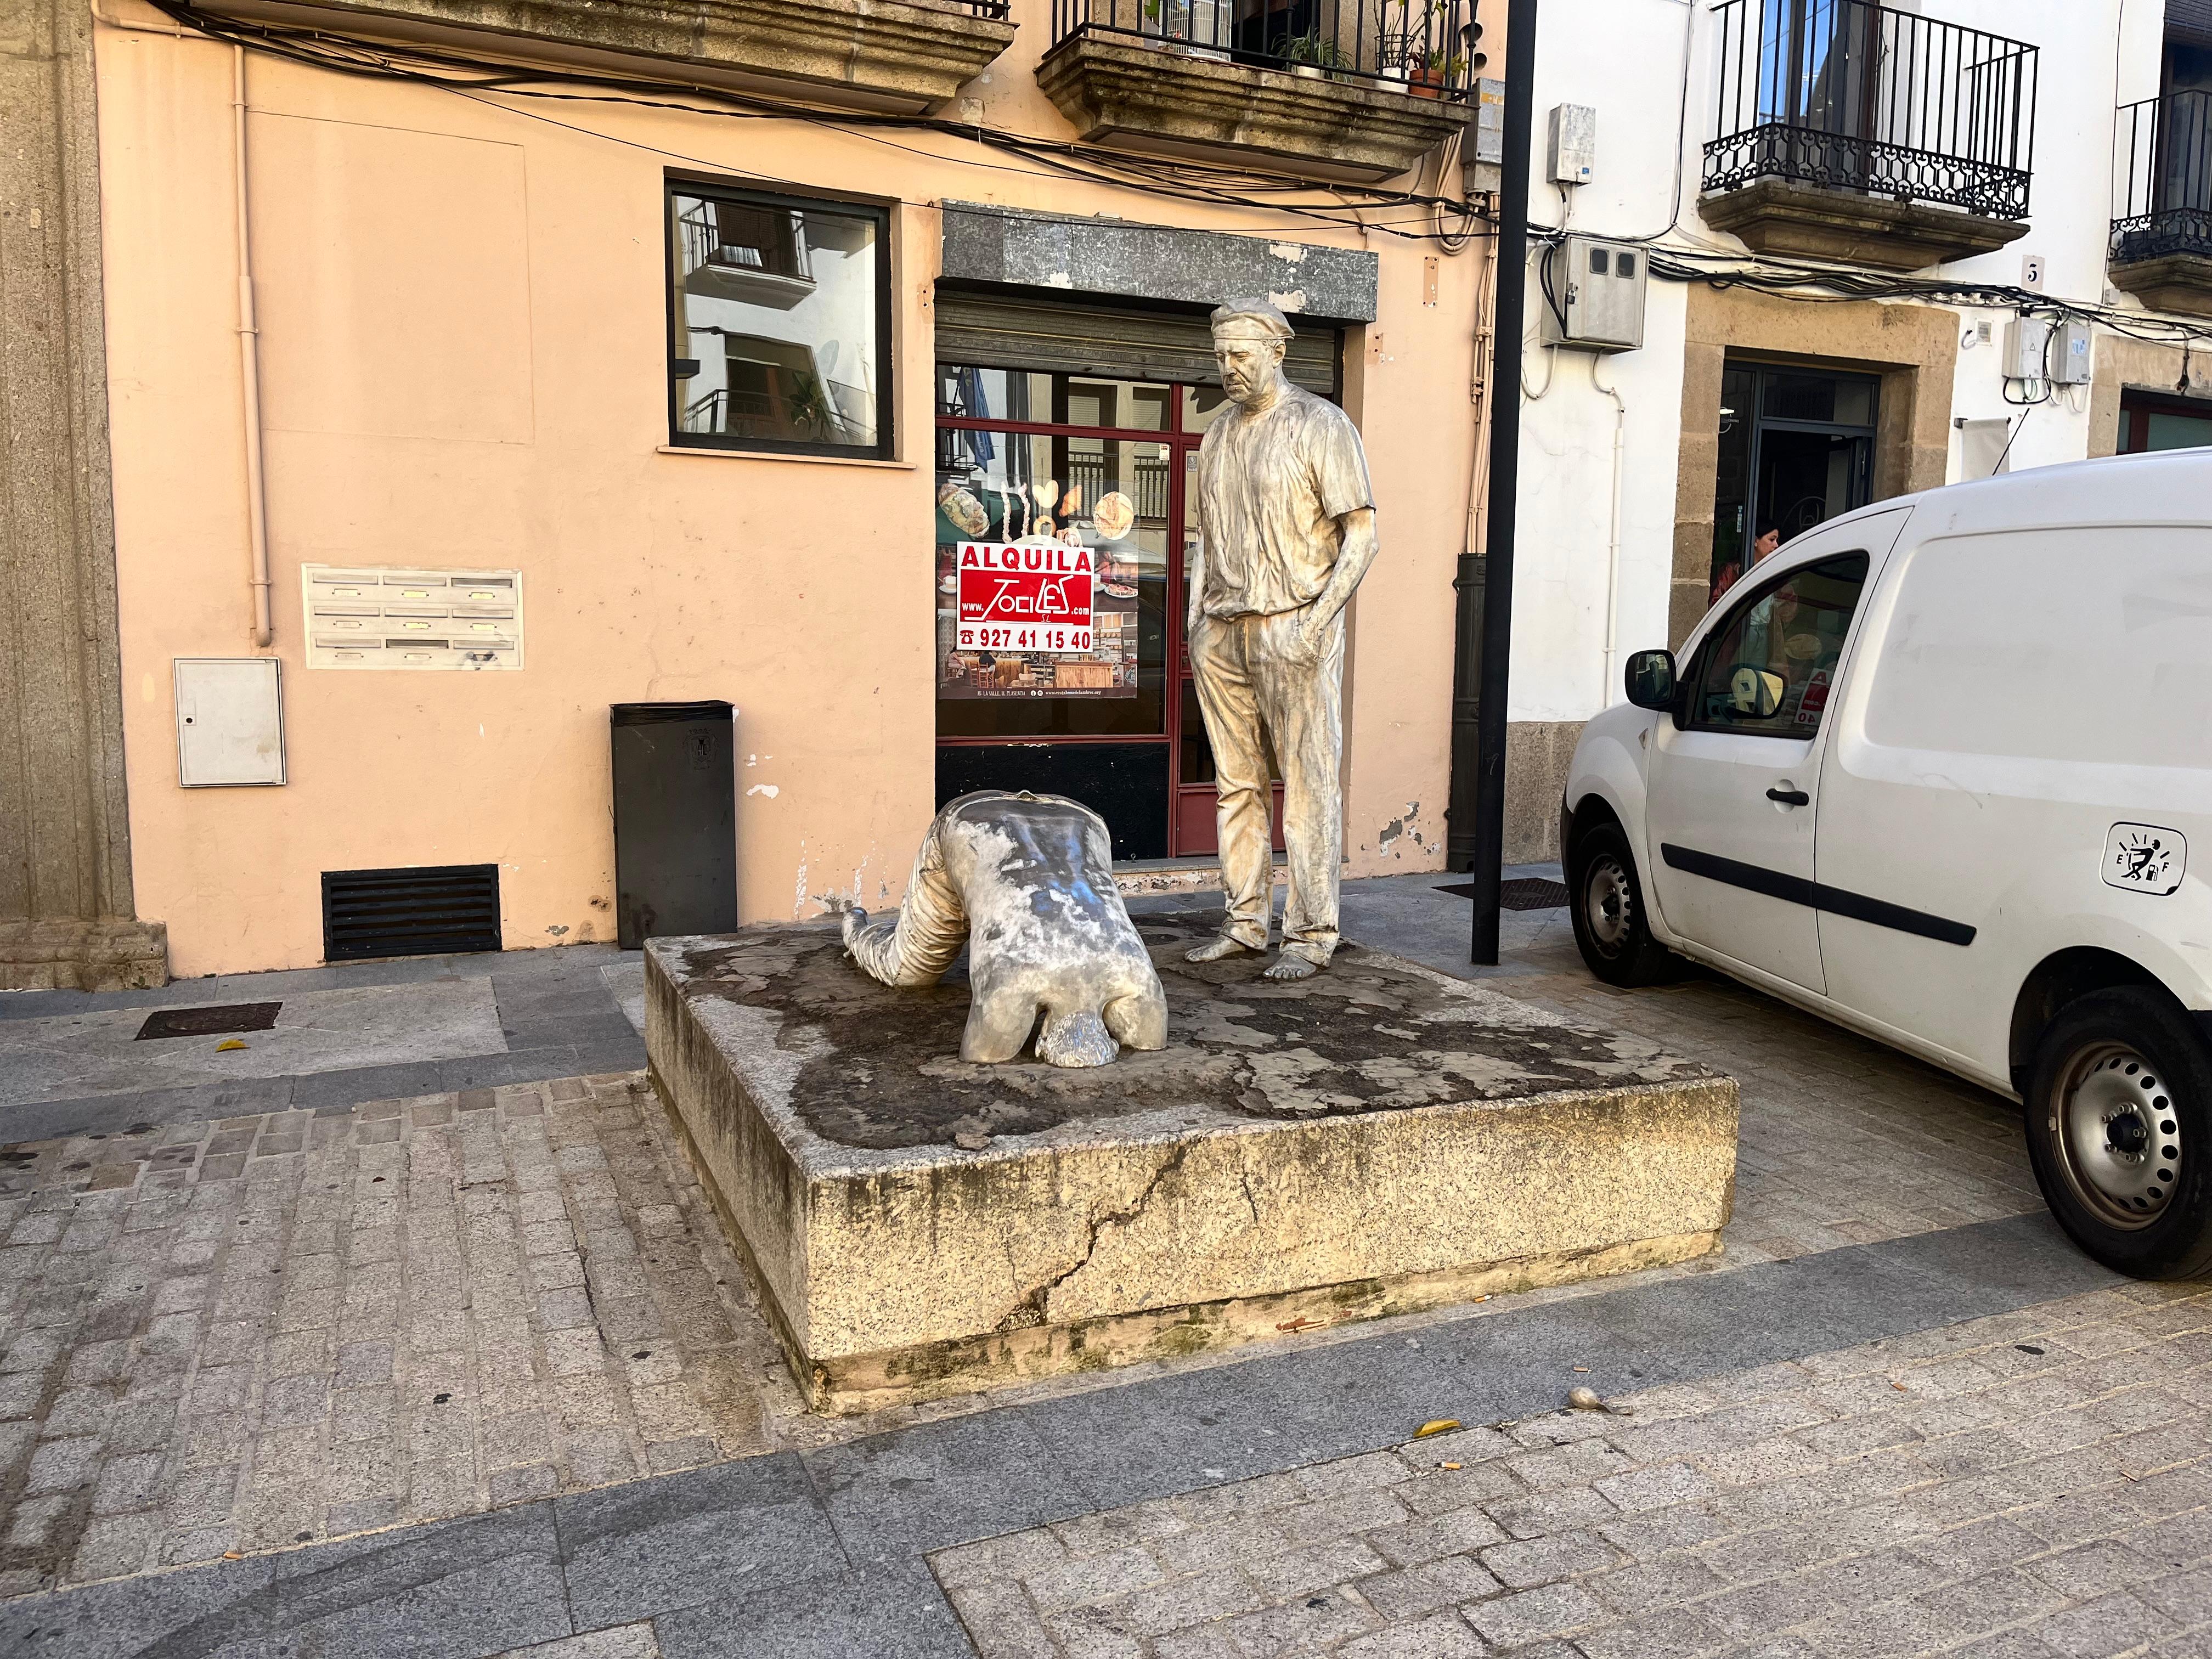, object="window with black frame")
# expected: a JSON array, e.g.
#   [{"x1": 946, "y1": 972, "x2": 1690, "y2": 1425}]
[{"x1": 666, "y1": 181, "x2": 890, "y2": 458}]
